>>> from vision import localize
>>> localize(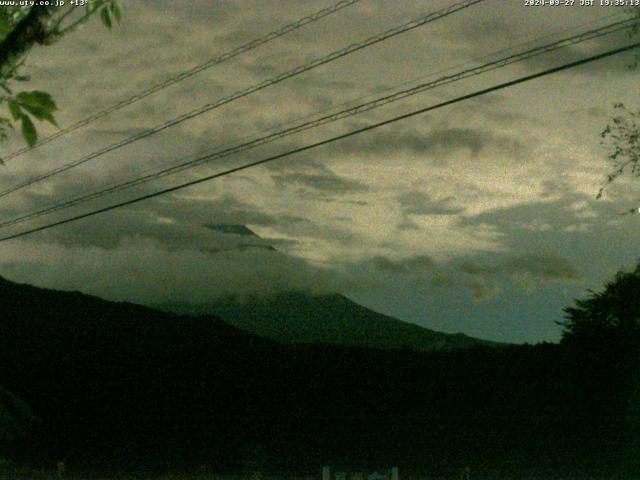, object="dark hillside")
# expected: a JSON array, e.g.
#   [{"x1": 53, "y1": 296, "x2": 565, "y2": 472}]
[
  {"x1": 0, "y1": 276, "x2": 637, "y2": 477},
  {"x1": 161, "y1": 291, "x2": 498, "y2": 352}
]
